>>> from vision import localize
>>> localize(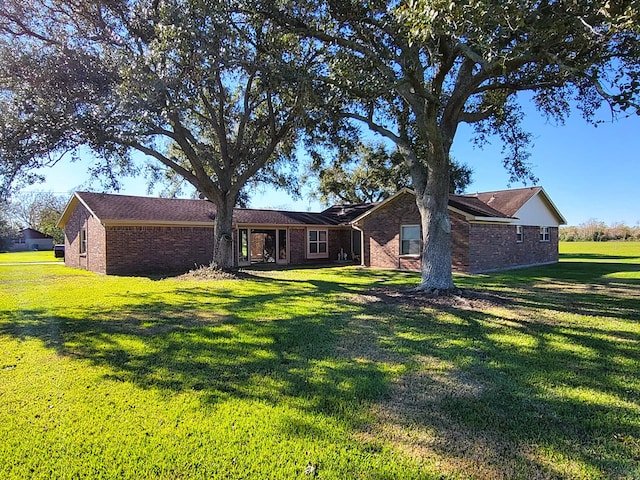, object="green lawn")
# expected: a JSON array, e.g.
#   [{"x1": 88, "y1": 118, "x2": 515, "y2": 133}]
[
  {"x1": 0, "y1": 250, "x2": 62, "y2": 263},
  {"x1": 561, "y1": 241, "x2": 640, "y2": 263},
  {"x1": 0, "y1": 245, "x2": 638, "y2": 479}
]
